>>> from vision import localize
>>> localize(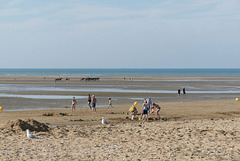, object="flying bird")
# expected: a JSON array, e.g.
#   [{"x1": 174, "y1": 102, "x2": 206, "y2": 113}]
[
  {"x1": 102, "y1": 117, "x2": 110, "y2": 125},
  {"x1": 26, "y1": 129, "x2": 39, "y2": 139}
]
